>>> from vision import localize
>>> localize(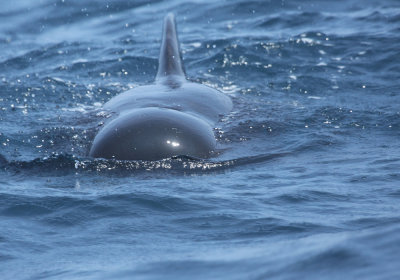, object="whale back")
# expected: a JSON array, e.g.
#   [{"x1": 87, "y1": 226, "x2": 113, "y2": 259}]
[
  {"x1": 156, "y1": 13, "x2": 186, "y2": 81},
  {"x1": 90, "y1": 14, "x2": 233, "y2": 161}
]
